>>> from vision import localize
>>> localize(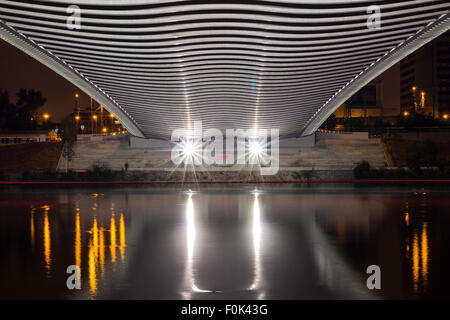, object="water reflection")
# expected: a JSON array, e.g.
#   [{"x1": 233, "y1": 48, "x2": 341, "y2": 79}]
[
  {"x1": 183, "y1": 190, "x2": 264, "y2": 298},
  {"x1": 75, "y1": 212, "x2": 81, "y2": 281},
  {"x1": 42, "y1": 205, "x2": 51, "y2": 278},
  {"x1": 24, "y1": 197, "x2": 128, "y2": 299},
  {"x1": 110, "y1": 214, "x2": 117, "y2": 264},
  {"x1": 88, "y1": 237, "x2": 97, "y2": 297},
  {"x1": 407, "y1": 219, "x2": 430, "y2": 293},
  {"x1": 120, "y1": 213, "x2": 126, "y2": 262},
  {"x1": 183, "y1": 192, "x2": 212, "y2": 297},
  {"x1": 249, "y1": 191, "x2": 263, "y2": 297},
  {"x1": 1, "y1": 186, "x2": 448, "y2": 299},
  {"x1": 30, "y1": 206, "x2": 35, "y2": 252}
]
